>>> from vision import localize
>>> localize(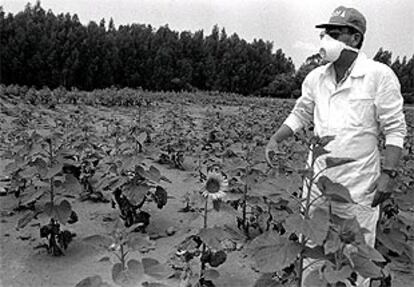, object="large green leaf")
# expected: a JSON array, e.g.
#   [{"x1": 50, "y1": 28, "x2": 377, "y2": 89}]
[
  {"x1": 146, "y1": 166, "x2": 161, "y2": 183},
  {"x1": 44, "y1": 199, "x2": 72, "y2": 224},
  {"x1": 318, "y1": 135, "x2": 336, "y2": 147},
  {"x1": 349, "y1": 253, "x2": 382, "y2": 278},
  {"x1": 198, "y1": 226, "x2": 238, "y2": 250},
  {"x1": 21, "y1": 187, "x2": 47, "y2": 206},
  {"x1": 17, "y1": 211, "x2": 38, "y2": 229},
  {"x1": 45, "y1": 161, "x2": 64, "y2": 179},
  {"x1": 60, "y1": 173, "x2": 82, "y2": 194},
  {"x1": 316, "y1": 176, "x2": 355, "y2": 204},
  {"x1": 203, "y1": 269, "x2": 220, "y2": 280},
  {"x1": 112, "y1": 263, "x2": 127, "y2": 285},
  {"x1": 356, "y1": 243, "x2": 386, "y2": 262},
  {"x1": 126, "y1": 259, "x2": 144, "y2": 281},
  {"x1": 253, "y1": 273, "x2": 282, "y2": 287},
  {"x1": 126, "y1": 233, "x2": 152, "y2": 251},
  {"x1": 246, "y1": 230, "x2": 302, "y2": 272},
  {"x1": 284, "y1": 208, "x2": 329, "y2": 245},
  {"x1": 323, "y1": 265, "x2": 353, "y2": 284},
  {"x1": 303, "y1": 267, "x2": 328, "y2": 287},
  {"x1": 339, "y1": 217, "x2": 368, "y2": 244},
  {"x1": 142, "y1": 258, "x2": 172, "y2": 280},
  {"x1": 324, "y1": 230, "x2": 341, "y2": 255},
  {"x1": 82, "y1": 234, "x2": 113, "y2": 249},
  {"x1": 377, "y1": 228, "x2": 406, "y2": 255},
  {"x1": 75, "y1": 275, "x2": 104, "y2": 287},
  {"x1": 122, "y1": 182, "x2": 150, "y2": 206}
]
